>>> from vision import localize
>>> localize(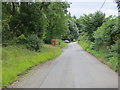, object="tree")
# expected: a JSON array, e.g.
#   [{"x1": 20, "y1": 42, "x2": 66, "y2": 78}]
[
  {"x1": 67, "y1": 20, "x2": 79, "y2": 41},
  {"x1": 77, "y1": 11, "x2": 105, "y2": 41},
  {"x1": 44, "y1": 2, "x2": 70, "y2": 43},
  {"x1": 2, "y1": 2, "x2": 70, "y2": 49},
  {"x1": 93, "y1": 17, "x2": 119, "y2": 48},
  {"x1": 115, "y1": 0, "x2": 120, "y2": 12}
]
